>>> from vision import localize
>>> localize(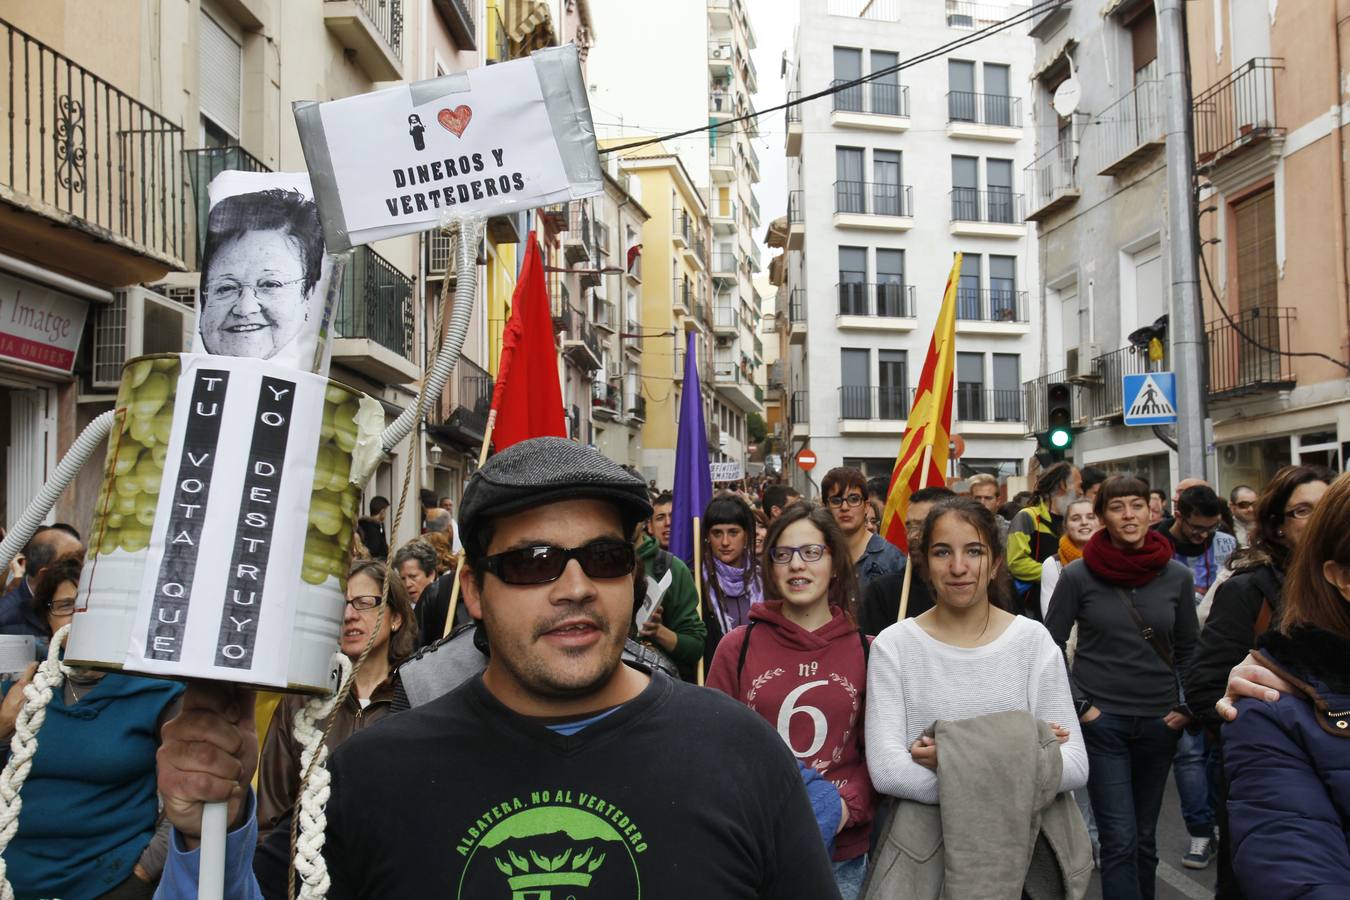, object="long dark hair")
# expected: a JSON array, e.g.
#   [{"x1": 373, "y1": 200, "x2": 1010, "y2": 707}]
[
  {"x1": 31, "y1": 553, "x2": 82, "y2": 635},
  {"x1": 915, "y1": 498, "x2": 1014, "y2": 613},
  {"x1": 761, "y1": 503, "x2": 858, "y2": 624},
  {"x1": 1233, "y1": 465, "x2": 1335, "y2": 573},
  {"x1": 1280, "y1": 472, "x2": 1350, "y2": 639}
]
